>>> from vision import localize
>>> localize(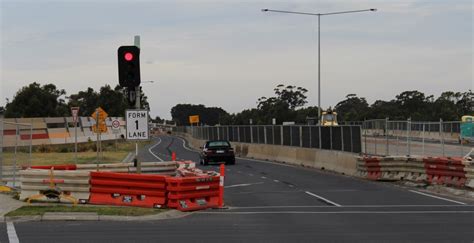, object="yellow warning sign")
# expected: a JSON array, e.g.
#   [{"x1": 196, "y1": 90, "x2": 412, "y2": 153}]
[
  {"x1": 189, "y1": 115, "x2": 199, "y2": 125},
  {"x1": 91, "y1": 107, "x2": 108, "y2": 133},
  {"x1": 92, "y1": 122, "x2": 108, "y2": 133},
  {"x1": 91, "y1": 107, "x2": 108, "y2": 122}
]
